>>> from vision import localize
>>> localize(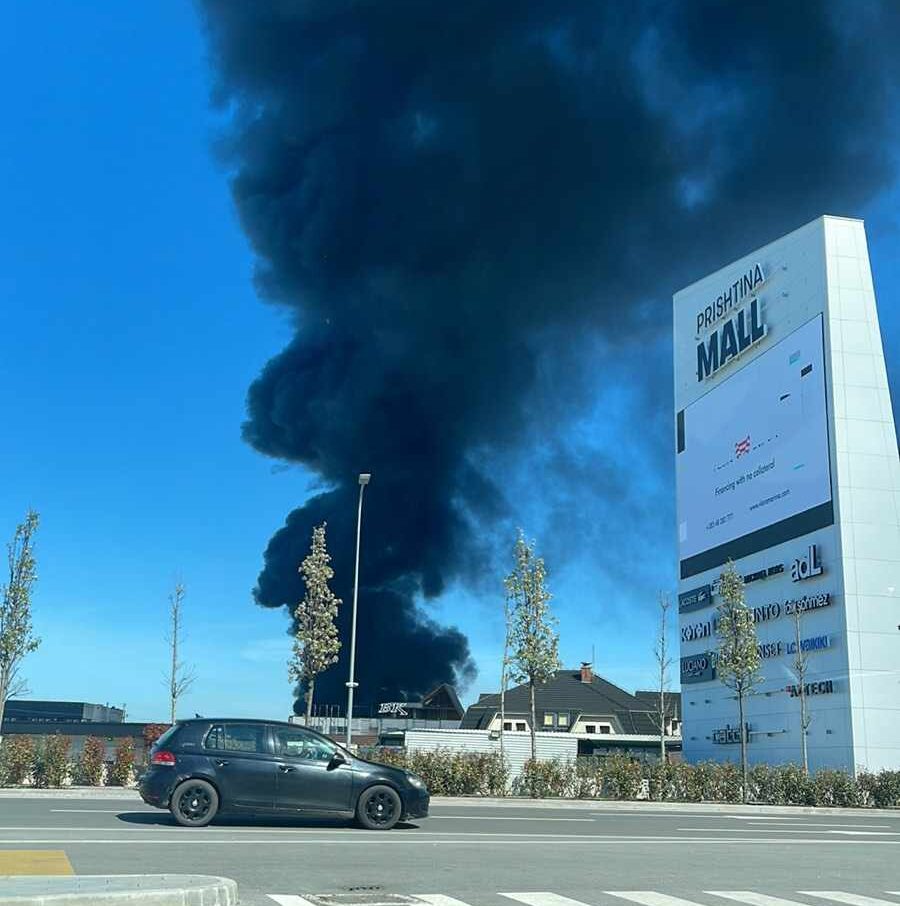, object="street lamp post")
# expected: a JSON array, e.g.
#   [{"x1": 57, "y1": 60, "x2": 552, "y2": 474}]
[{"x1": 345, "y1": 472, "x2": 370, "y2": 748}]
